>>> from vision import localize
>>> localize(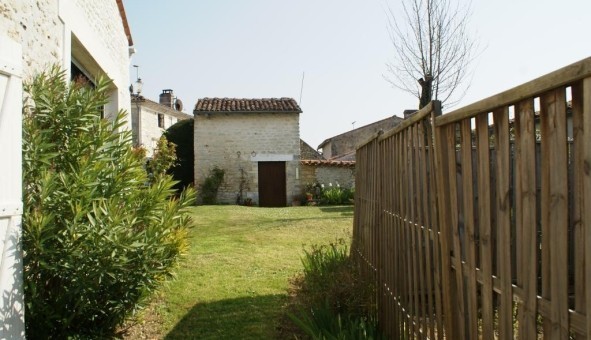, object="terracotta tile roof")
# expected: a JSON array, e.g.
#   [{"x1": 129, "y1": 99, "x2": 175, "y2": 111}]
[
  {"x1": 300, "y1": 160, "x2": 356, "y2": 167},
  {"x1": 194, "y1": 98, "x2": 302, "y2": 113}
]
